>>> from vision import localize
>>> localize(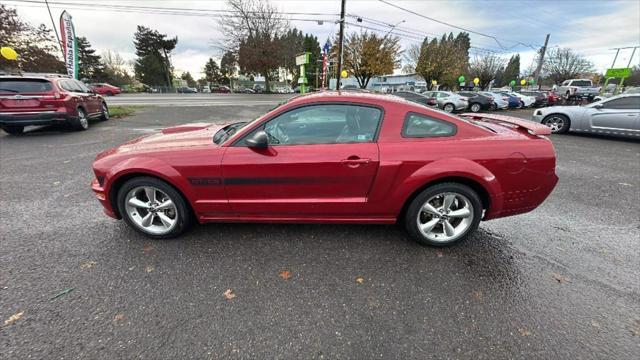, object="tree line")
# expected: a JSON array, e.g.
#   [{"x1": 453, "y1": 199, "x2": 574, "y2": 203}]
[{"x1": 3, "y1": 2, "x2": 639, "y2": 92}]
